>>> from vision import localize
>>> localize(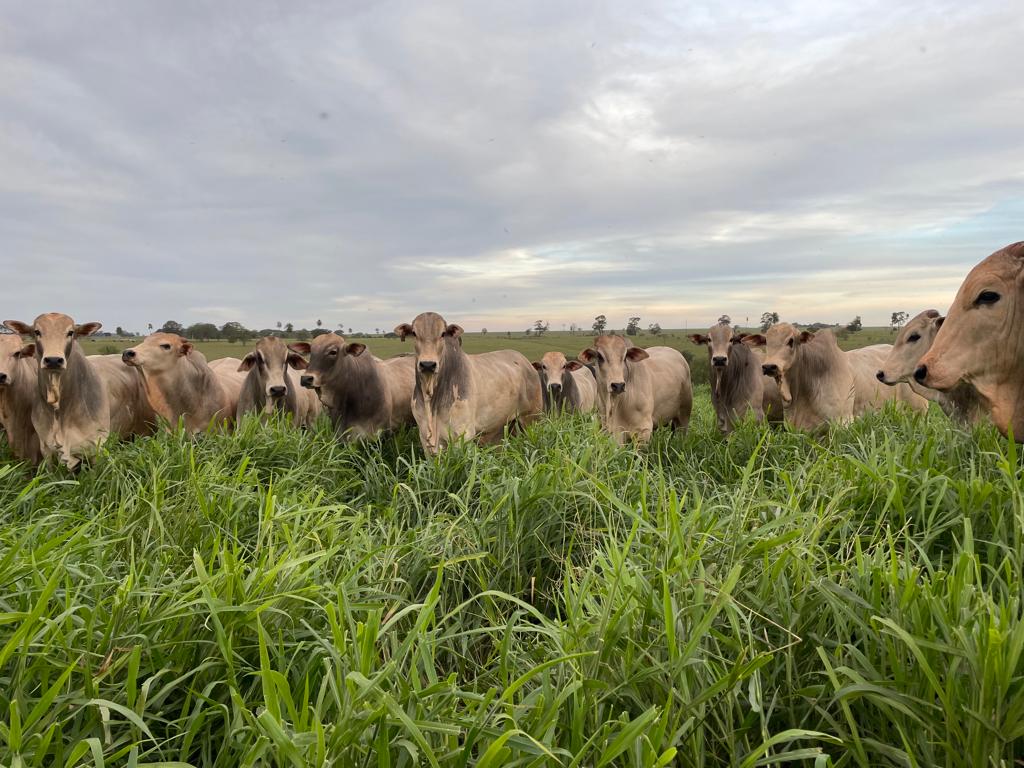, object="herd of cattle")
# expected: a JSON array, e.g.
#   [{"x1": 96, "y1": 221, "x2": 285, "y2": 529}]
[{"x1": 0, "y1": 242, "x2": 1020, "y2": 469}]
